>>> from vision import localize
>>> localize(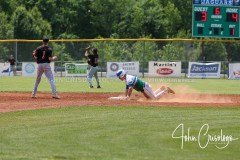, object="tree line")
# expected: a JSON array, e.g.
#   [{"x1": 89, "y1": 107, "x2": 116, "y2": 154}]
[{"x1": 0, "y1": 0, "x2": 239, "y2": 62}]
